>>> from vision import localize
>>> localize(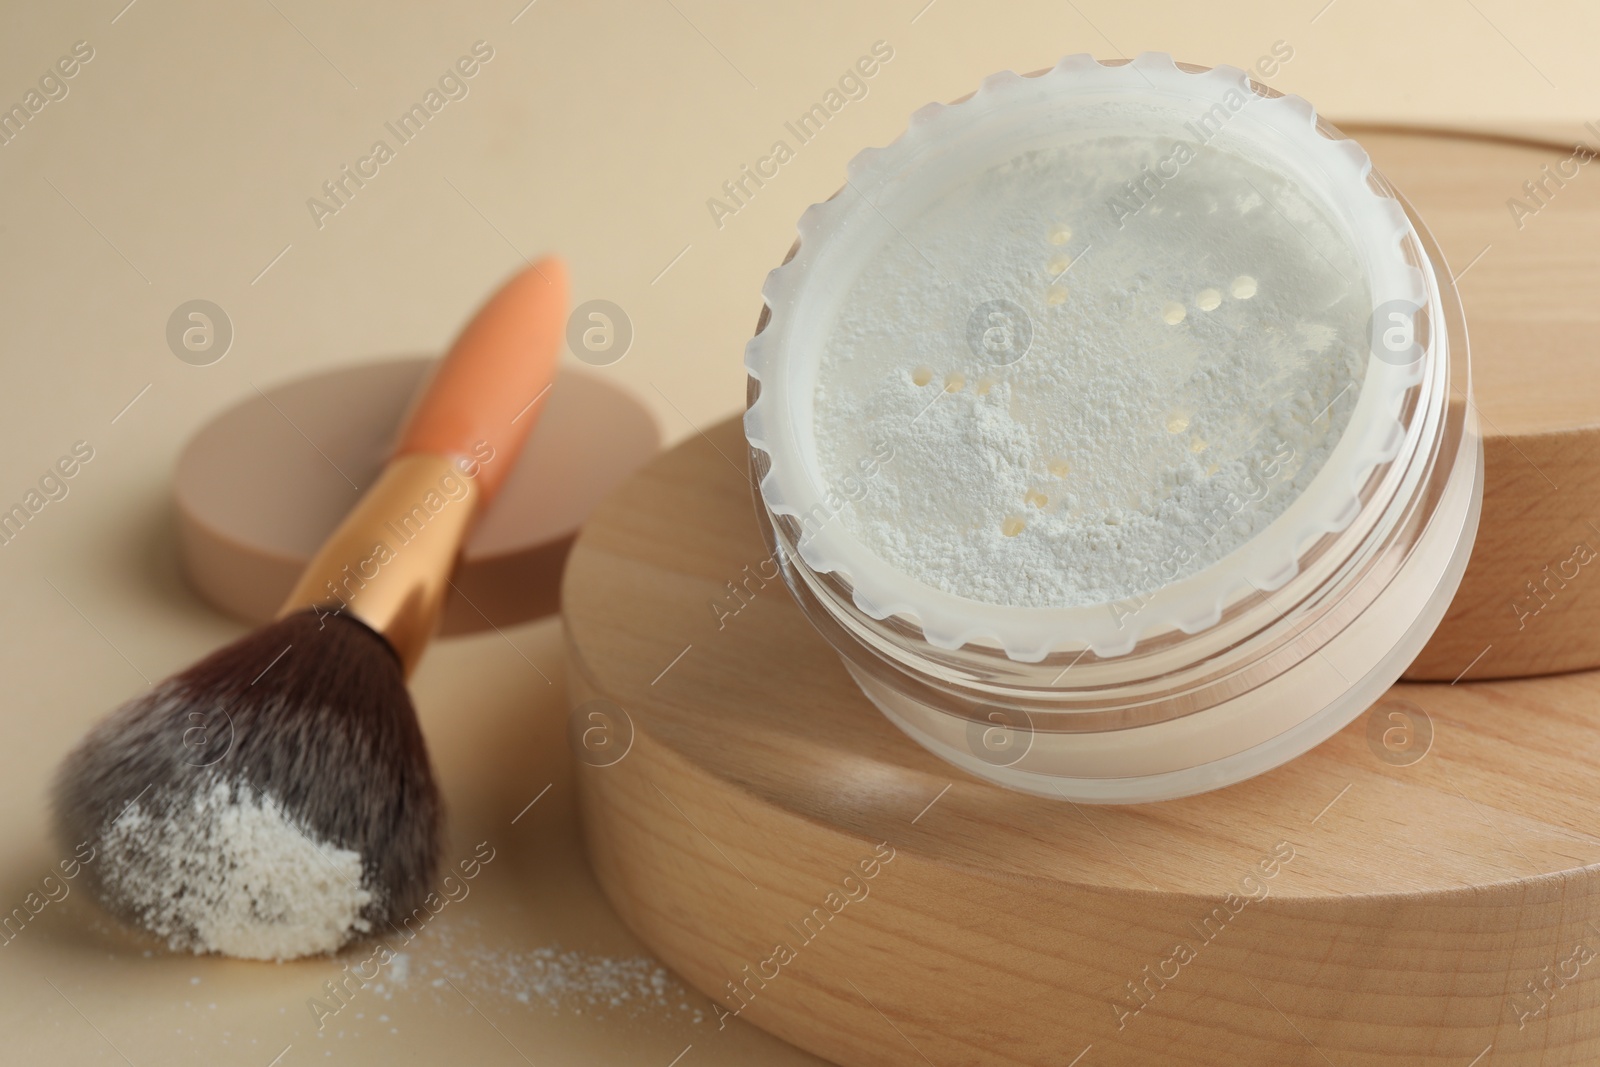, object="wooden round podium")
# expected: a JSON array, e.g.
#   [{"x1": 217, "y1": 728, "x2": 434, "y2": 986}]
[{"x1": 563, "y1": 127, "x2": 1600, "y2": 1066}]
